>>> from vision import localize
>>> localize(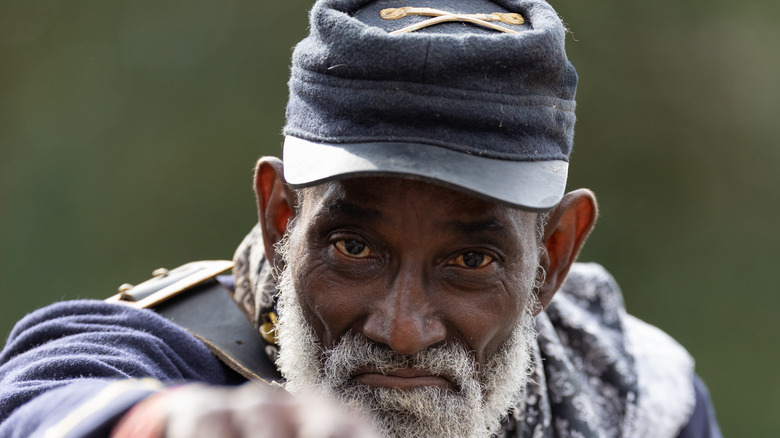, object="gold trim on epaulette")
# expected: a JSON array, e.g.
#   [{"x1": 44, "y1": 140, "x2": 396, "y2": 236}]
[{"x1": 105, "y1": 260, "x2": 234, "y2": 309}]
